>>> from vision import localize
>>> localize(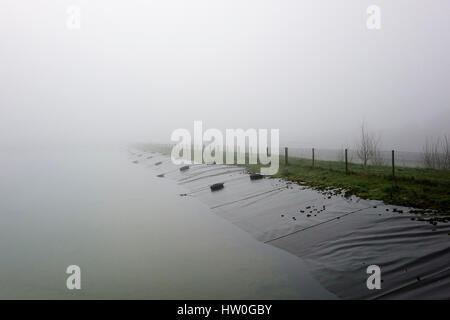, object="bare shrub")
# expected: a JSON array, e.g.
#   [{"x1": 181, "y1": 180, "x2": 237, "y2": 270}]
[
  {"x1": 356, "y1": 122, "x2": 382, "y2": 167},
  {"x1": 423, "y1": 136, "x2": 450, "y2": 170}
]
